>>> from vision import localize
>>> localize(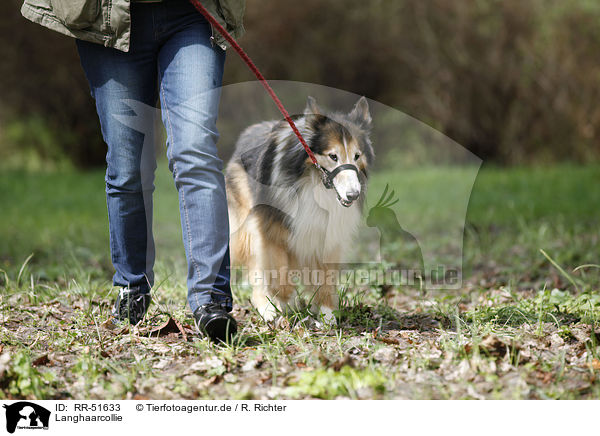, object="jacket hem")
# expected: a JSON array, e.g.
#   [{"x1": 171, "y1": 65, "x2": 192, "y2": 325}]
[{"x1": 21, "y1": 3, "x2": 128, "y2": 52}]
